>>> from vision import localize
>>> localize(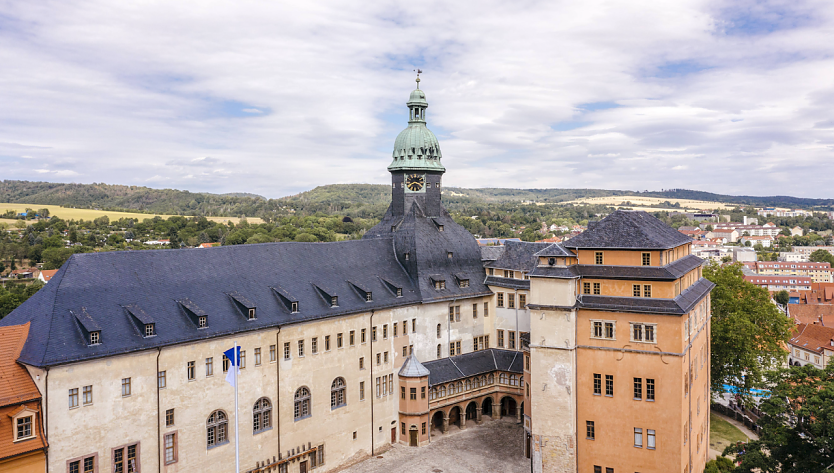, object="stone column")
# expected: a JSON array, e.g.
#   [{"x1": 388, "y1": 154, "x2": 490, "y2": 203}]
[
  {"x1": 442, "y1": 415, "x2": 449, "y2": 434},
  {"x1": 461, "y1": 413, "x2": 466, "y2": 430},
  {"x1": 494, "y1": 395, "x2": 501, "y2": 420},
  {"x1": 516, "y1": 402, "x2": 522, "y2": 423},
  {"x1": 476, "y1": 407, "x2": 483, "y2": 424}
]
